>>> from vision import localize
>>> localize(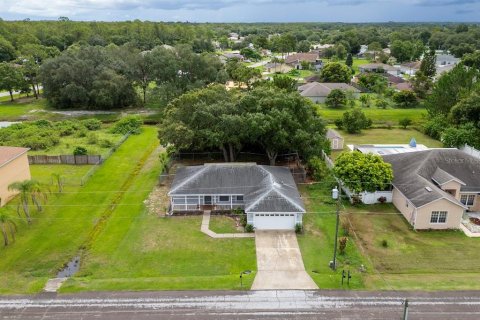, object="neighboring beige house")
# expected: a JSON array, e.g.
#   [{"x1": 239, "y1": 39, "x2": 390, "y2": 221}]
[
  {"x1": 285, "y1": 52, "x2": 320, "y2": 70},
  {"x1": 326, "y1": 129, "x2": 344, "y2": 151},
  {"x1": 0, "y1": 146, "x2": 31, "y2": 207},
  {"x1": 298, "y1": 82, "x2": 360, "y2": 103},
  {"x1": 383, "y1": 149, "x2": 480, "y2": 230},
  {"x1": 264, "y1": 62, "x2": 292, "y2": 74}
]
